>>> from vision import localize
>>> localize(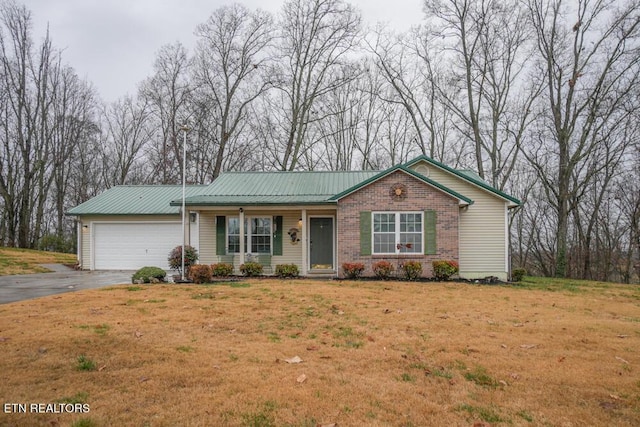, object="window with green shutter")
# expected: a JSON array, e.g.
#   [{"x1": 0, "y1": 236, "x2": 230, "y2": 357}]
[{"x1": 371, "y1": 211, "x2": 423, "y2": 254}]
